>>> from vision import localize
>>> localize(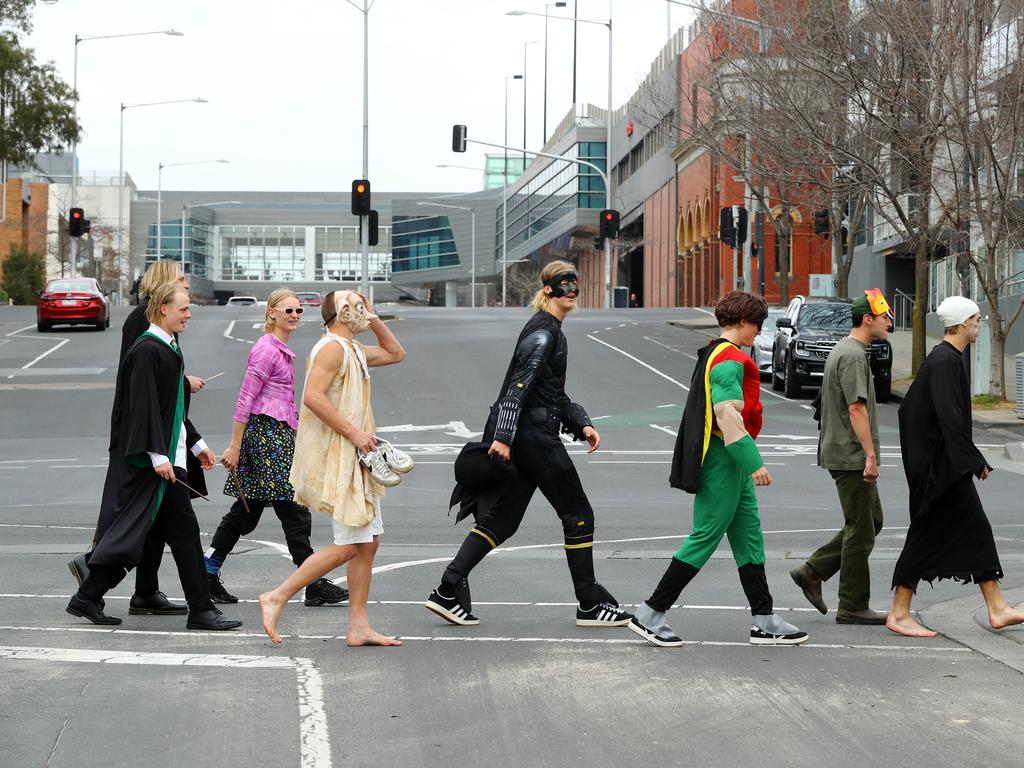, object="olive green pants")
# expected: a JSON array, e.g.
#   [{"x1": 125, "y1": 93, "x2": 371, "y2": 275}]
[{"x1": 806, "y1": 470, "x2": 884, "y2": 611}]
